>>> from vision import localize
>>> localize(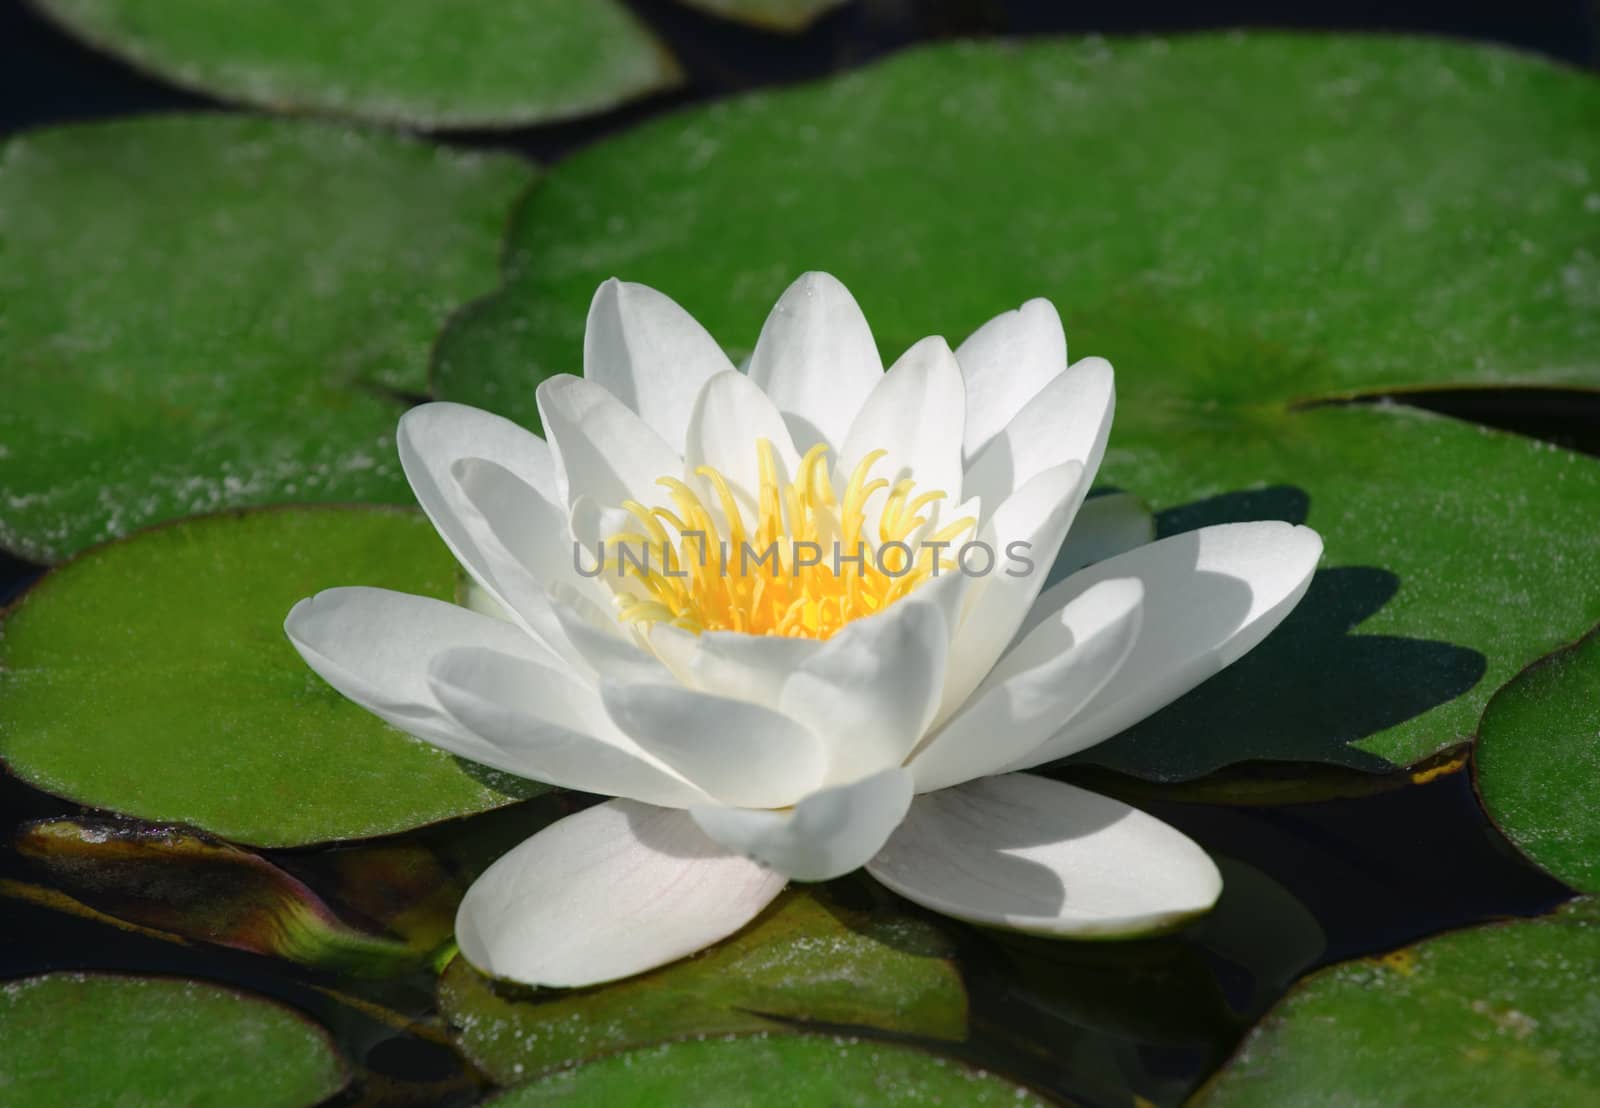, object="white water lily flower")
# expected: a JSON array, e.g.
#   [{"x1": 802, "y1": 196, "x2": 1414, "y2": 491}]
[{"x1": 285, "y1": 273, "x2": 1322, "y2": 988}]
